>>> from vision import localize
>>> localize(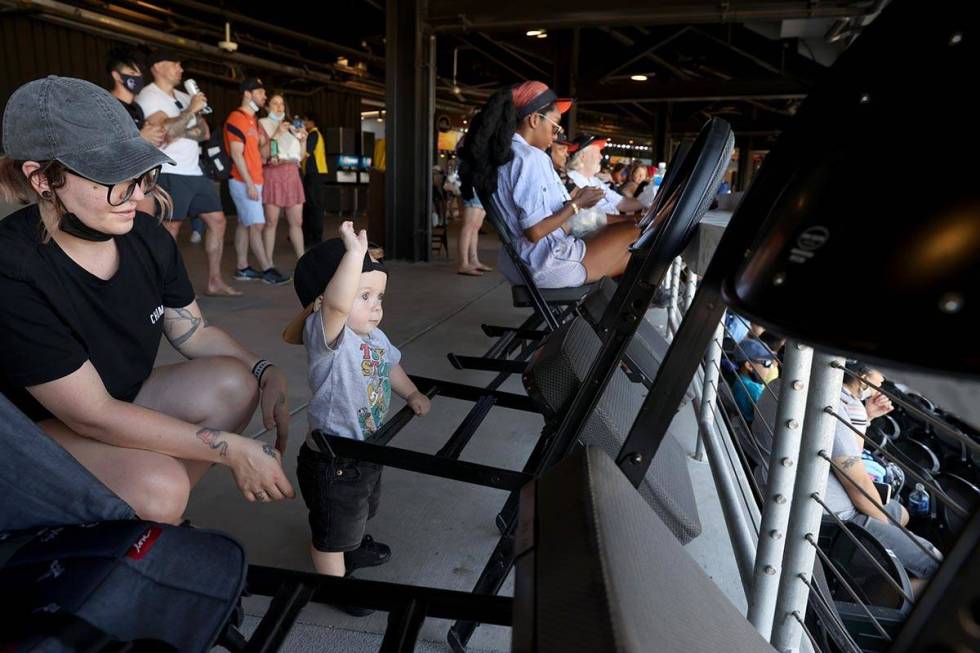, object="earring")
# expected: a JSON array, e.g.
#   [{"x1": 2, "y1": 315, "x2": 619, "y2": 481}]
[{"x1": 40, "y1": 190, "x2": 54, "y2": 201}]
